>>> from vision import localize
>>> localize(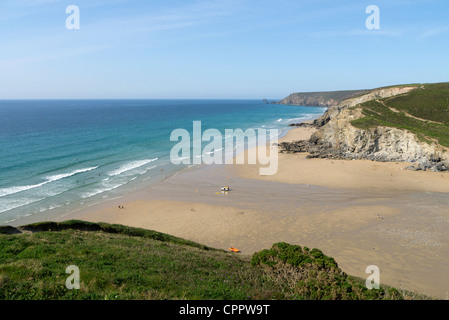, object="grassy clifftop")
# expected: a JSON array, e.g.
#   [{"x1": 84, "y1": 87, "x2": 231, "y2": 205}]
[
  {"x1": 351, "y1": 82, "x2": 449, "y2": 148},
  {"x1": 0, "y1": 220, "x2": 425, "y2": 300}
]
